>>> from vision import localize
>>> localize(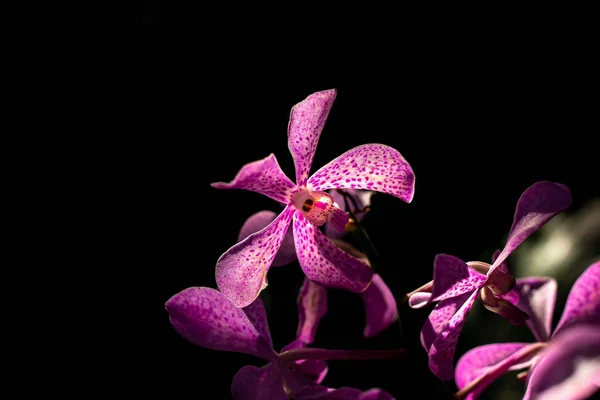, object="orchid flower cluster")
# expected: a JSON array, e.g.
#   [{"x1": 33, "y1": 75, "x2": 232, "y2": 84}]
[{"x1": 165, "y1": 89, "x2": 600, "y2": 400}]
